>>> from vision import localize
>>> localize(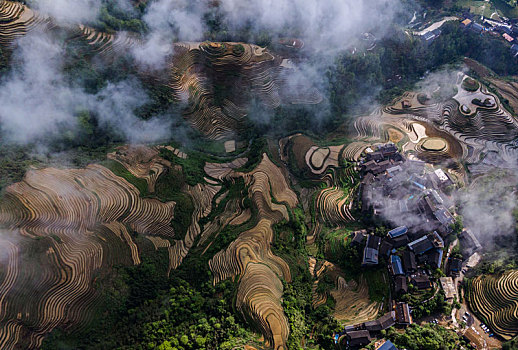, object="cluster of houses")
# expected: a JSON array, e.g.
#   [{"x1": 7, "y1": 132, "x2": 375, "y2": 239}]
[
  {"x1": 356, "y1": 143, "x2": 479, "y2": 288},
  {"x1": 414, "y1": 9, "x2": 518, "y2": 57},
  {"x1": 360, "y1": 143, "x2": 455, "y2": 236},
  {"x1": 460, "y1": 14, "x2": 518, "y2": 57},
  {"x1": 336, "y1": 306, "x2": 409, "y2": 349},
  {"x1": 334, "y1": 142, "x2": 485, "y2": 348},
  {"x1": 338, "y1": 227, "x2": 472, "y2": 349},
  {"x1": 333, "y1": 143, "x2": 484, "y2": 348},
  {"x1": 354, "y1": 225, "x2": 444, "y2": 296}
]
